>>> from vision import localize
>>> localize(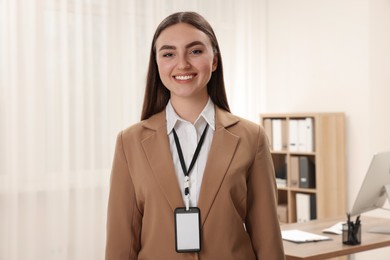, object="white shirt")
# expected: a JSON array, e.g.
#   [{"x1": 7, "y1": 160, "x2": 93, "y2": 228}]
[{"x1": 166, "y1": 98, "x2": 215, "y2": 207}]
